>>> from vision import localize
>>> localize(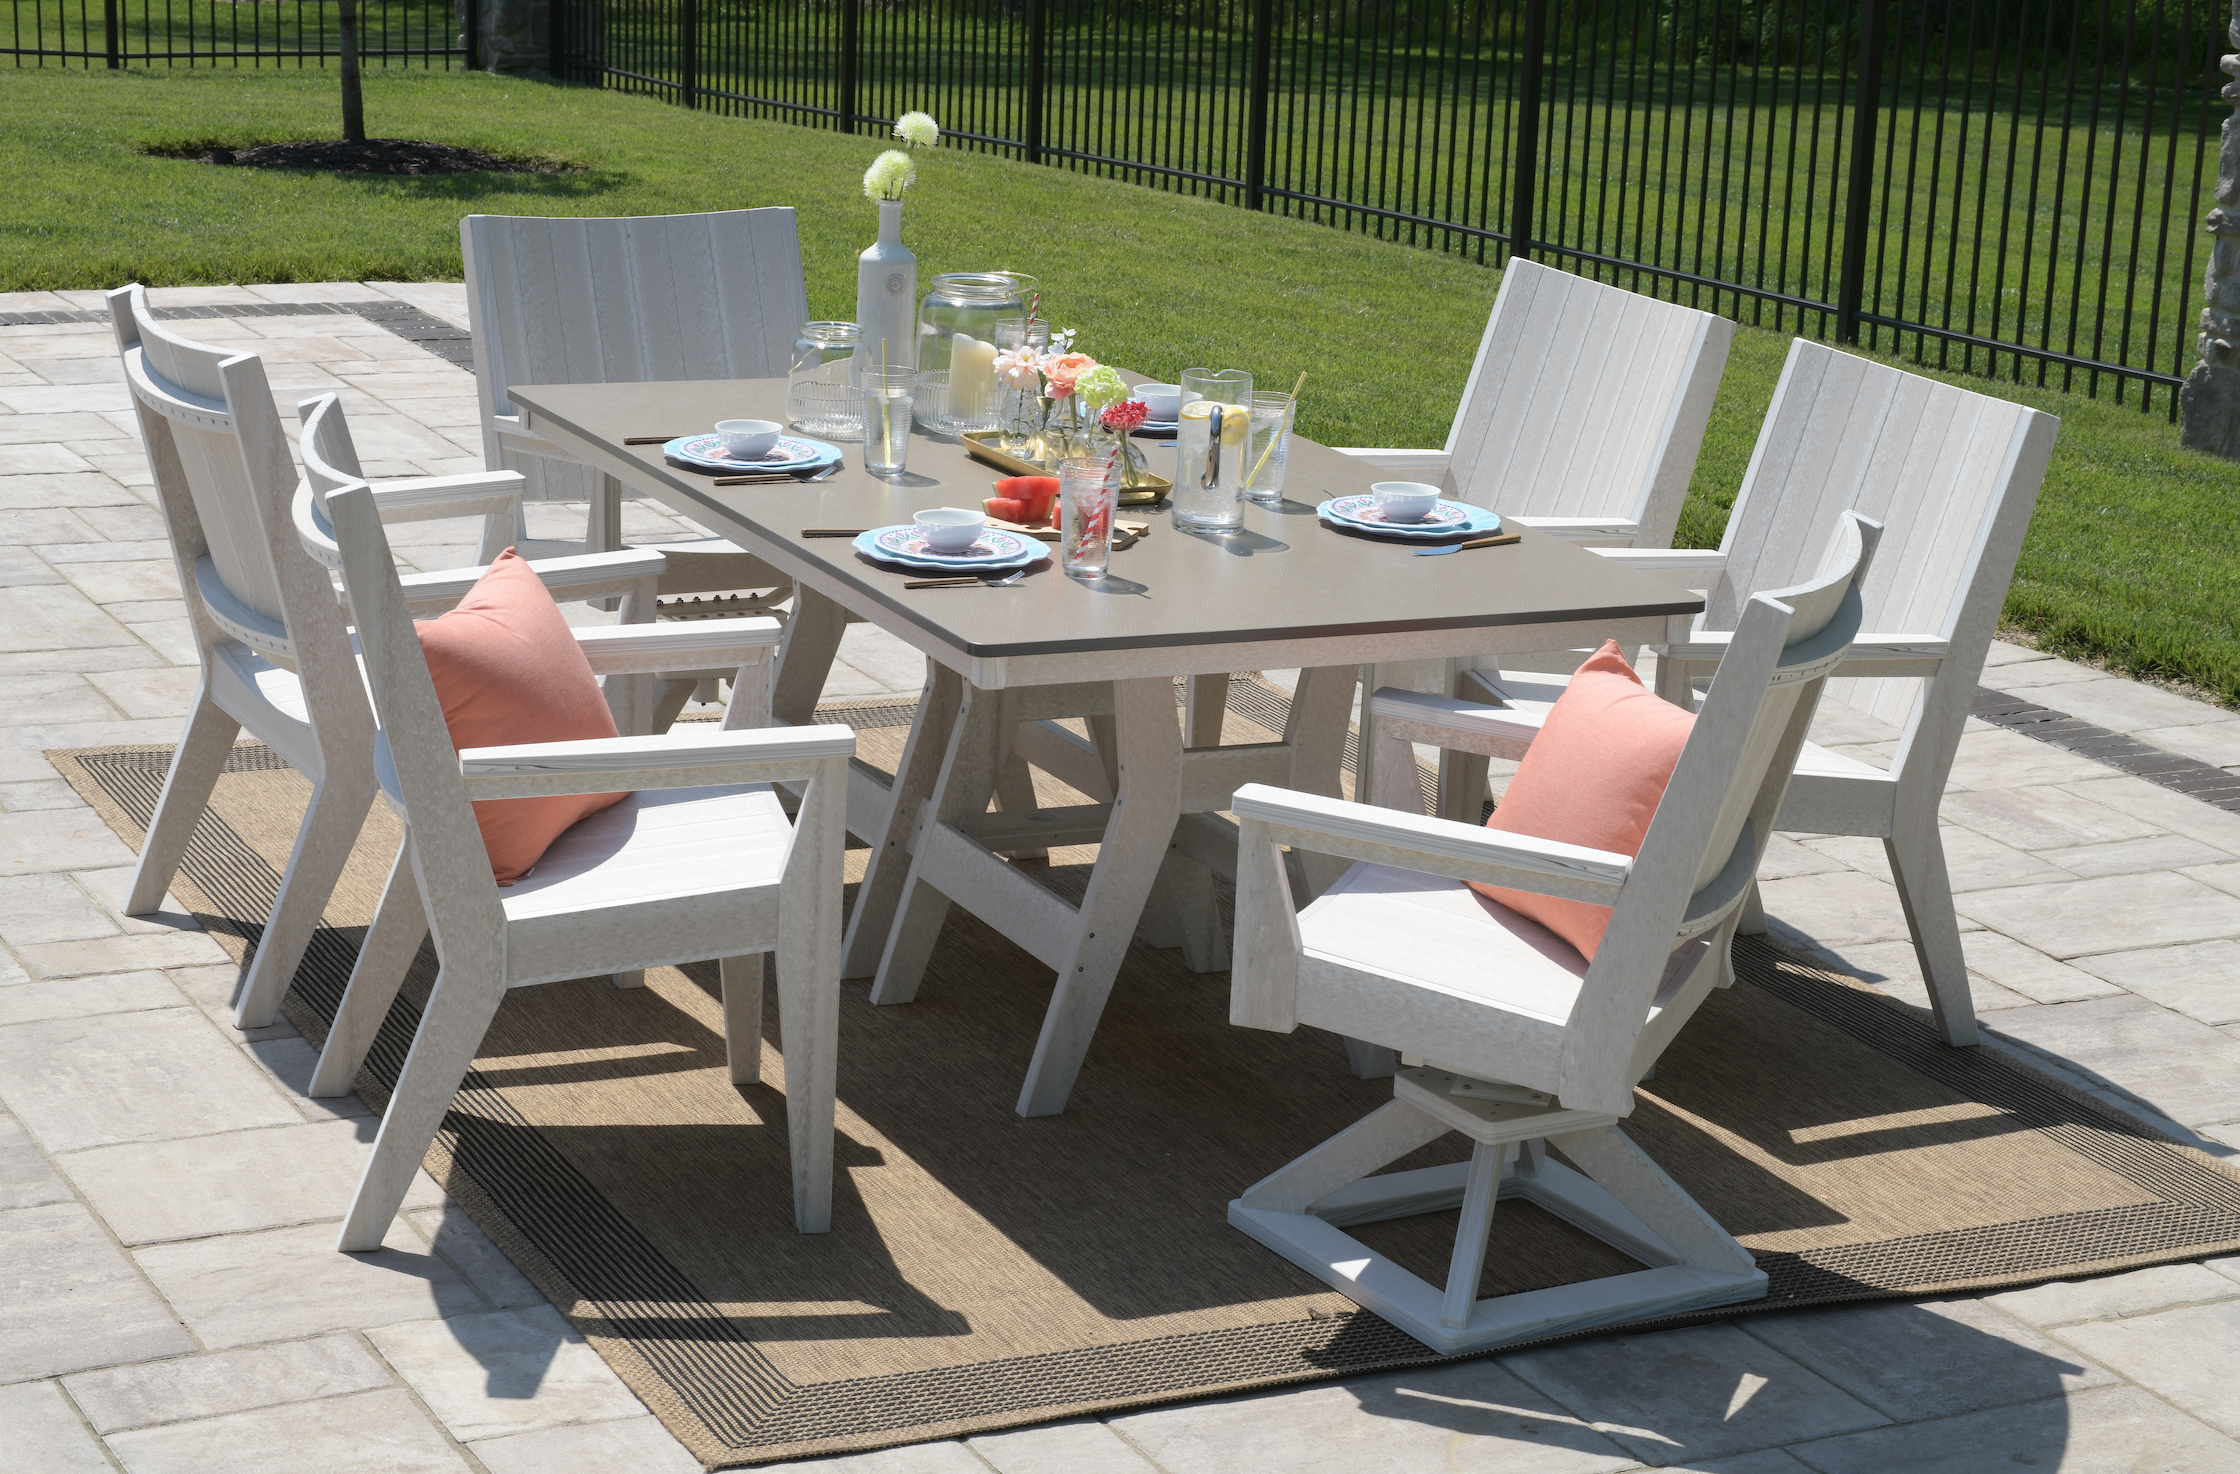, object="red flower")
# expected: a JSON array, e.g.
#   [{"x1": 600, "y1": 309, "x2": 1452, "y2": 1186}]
[{"x1": 1100, "y1": 399, "x2": 1150, "y2": 432}]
